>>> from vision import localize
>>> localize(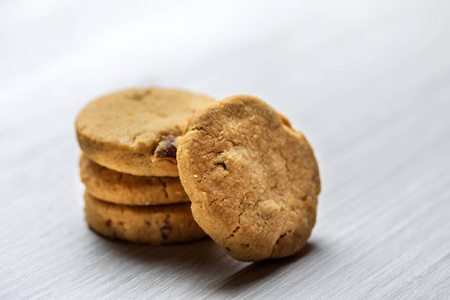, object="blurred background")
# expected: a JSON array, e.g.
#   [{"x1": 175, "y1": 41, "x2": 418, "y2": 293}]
[{"x1": 1, "y1": 0, "x2": 449, "y2": 299}]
